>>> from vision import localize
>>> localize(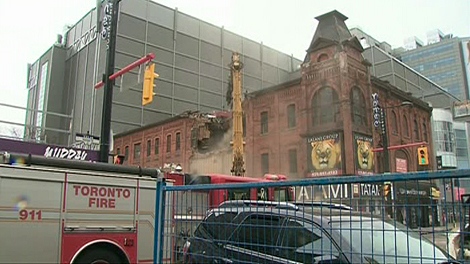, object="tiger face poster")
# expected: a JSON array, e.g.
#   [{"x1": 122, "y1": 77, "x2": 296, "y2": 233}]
[
  {"x1": 307, "y1": 132, "x2": 343, "y2": 177},
  {"x1": 354, "y1": 133, "x2": 375, "y2": 175}
]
